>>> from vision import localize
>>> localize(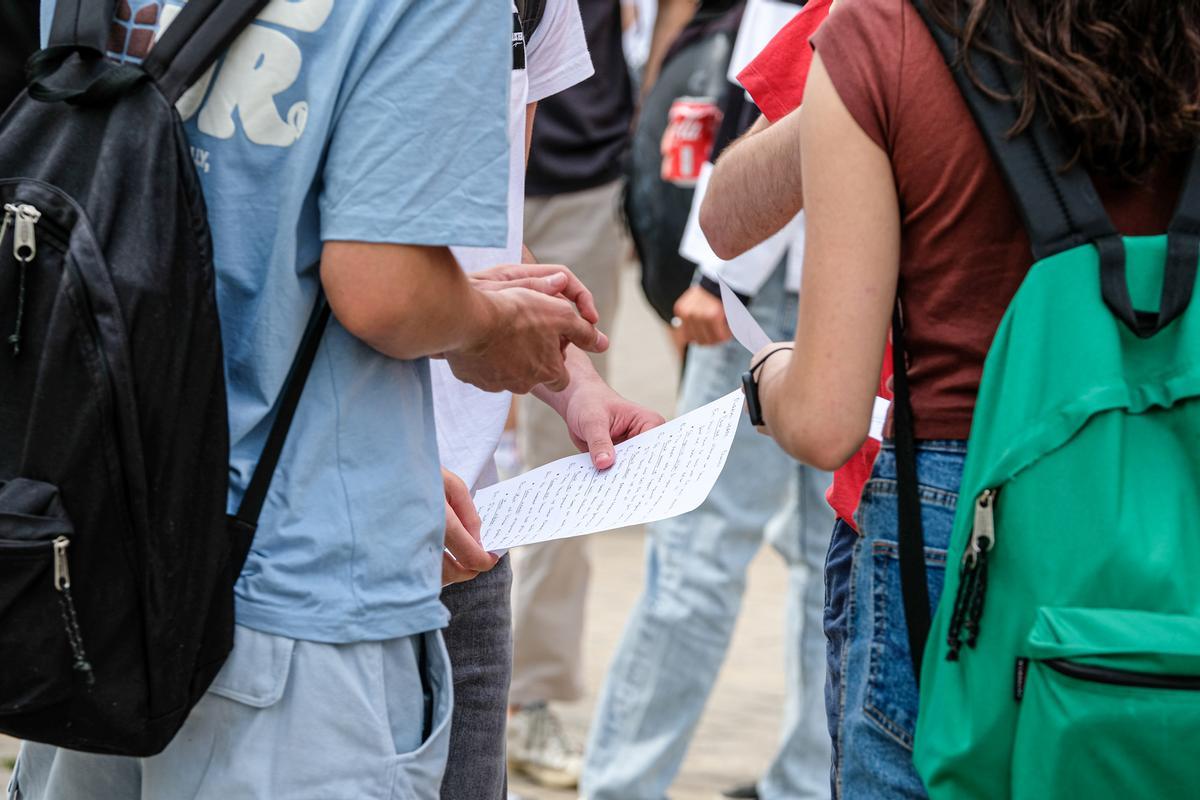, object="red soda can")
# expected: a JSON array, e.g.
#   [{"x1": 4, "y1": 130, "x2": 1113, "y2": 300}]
[{"x1": 661, "y1": 96, "x2": 722, "y2": 187}]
